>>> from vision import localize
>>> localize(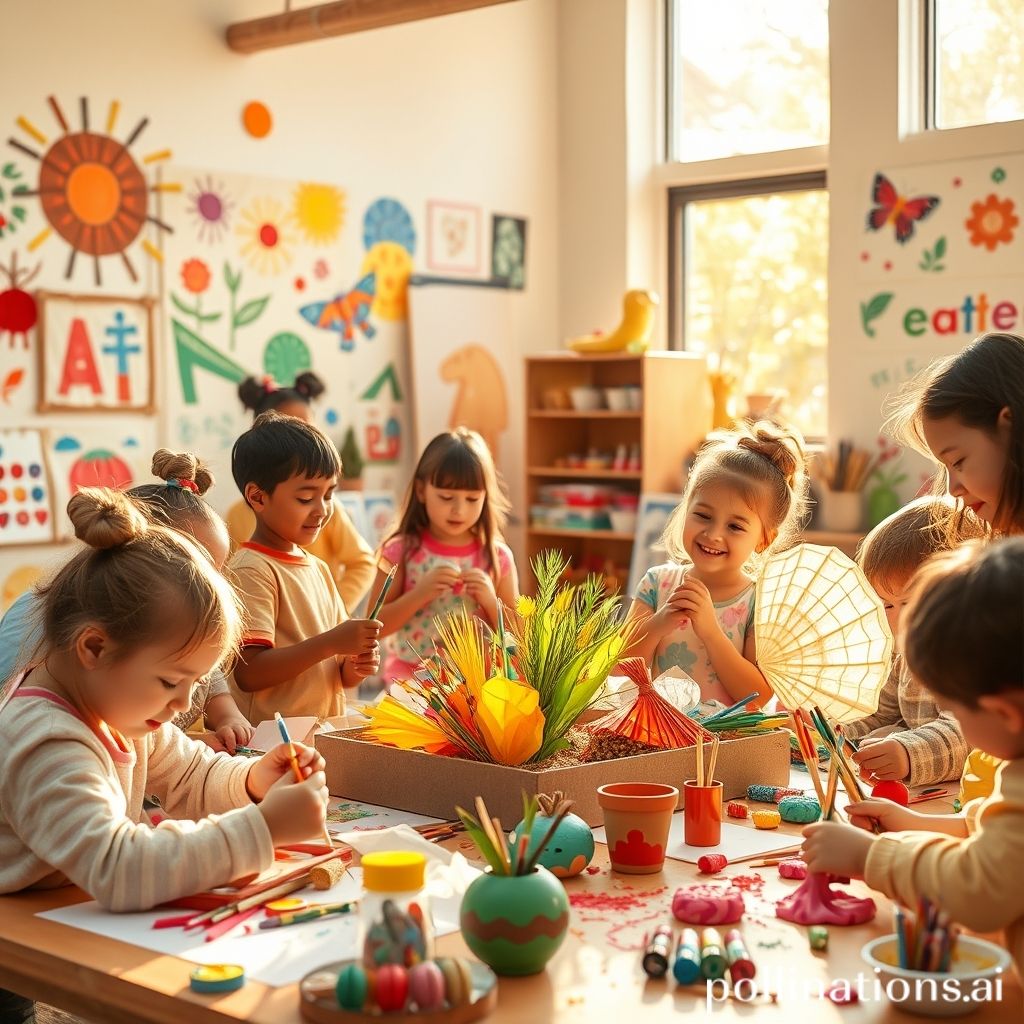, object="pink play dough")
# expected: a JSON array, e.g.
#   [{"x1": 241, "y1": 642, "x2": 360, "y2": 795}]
[
  {"x1": 778, "y1": 859, "x2": 808, "y2": 880},
  {"x1": 776, "y1": 872, "x2": 876, "y2": 926},
  {"x1": 672, "y1": 884, "x2": 745, "y2": 925}
]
